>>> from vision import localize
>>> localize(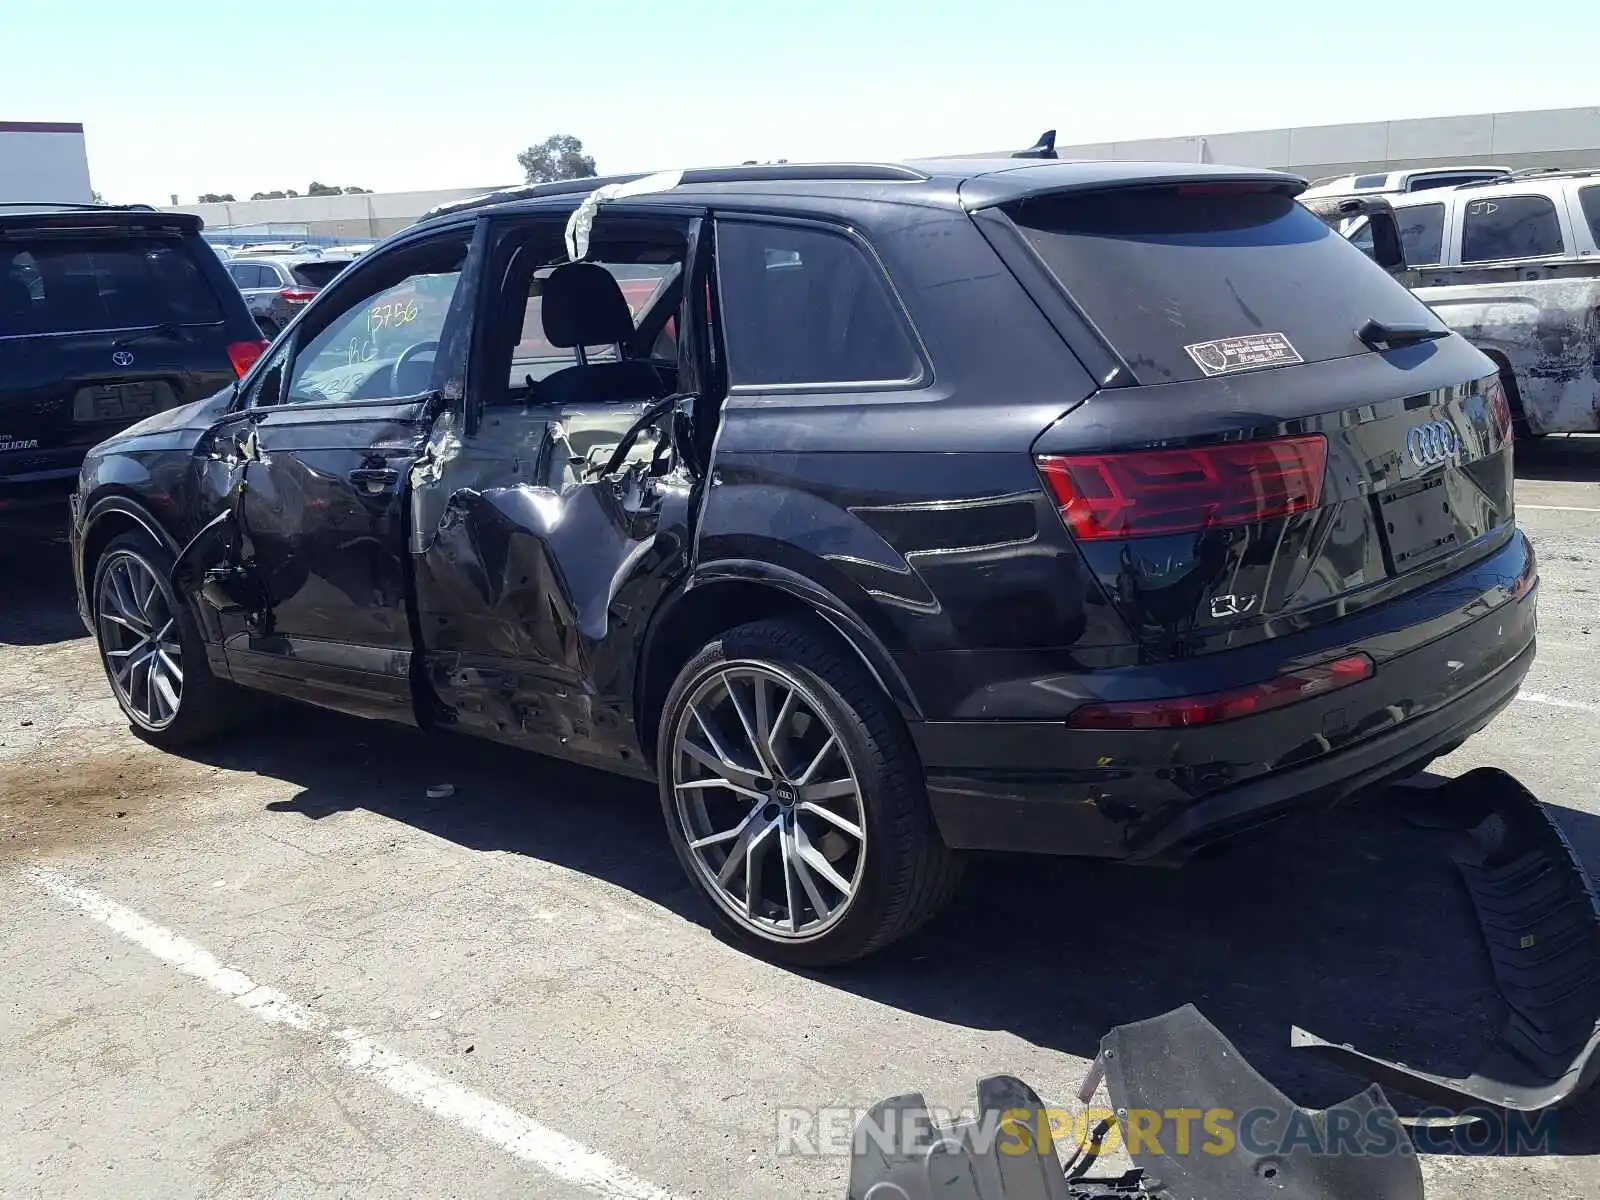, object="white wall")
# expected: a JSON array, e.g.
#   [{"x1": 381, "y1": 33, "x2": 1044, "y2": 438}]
[
  {"x1": 948, "y1": 106, "x2": 1600, "y2": 181},
  {"x1": 0, "y1": 121, "x2": 93, "y2": 203},
  {"x1": 171, "y1": 185, "x2": 510, "y2": 239}
]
